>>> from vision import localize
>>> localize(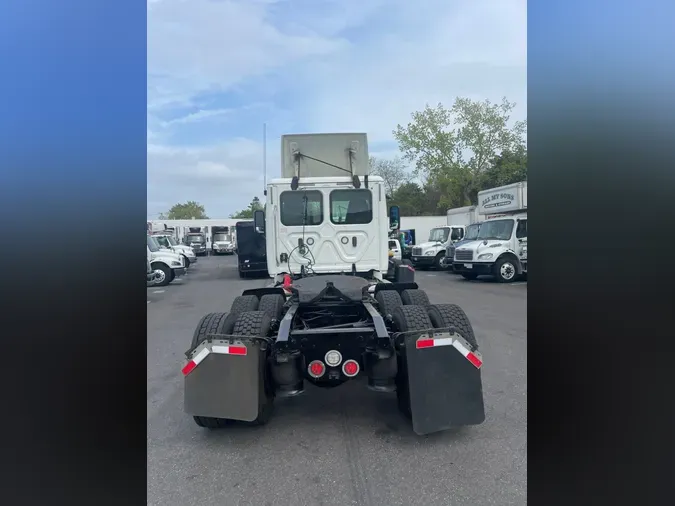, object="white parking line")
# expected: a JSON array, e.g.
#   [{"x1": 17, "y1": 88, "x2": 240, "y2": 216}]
[
  {"x1": 152, "y1": 290, "x2": 165, "y2": 294},
  {"x1": 147, "y1": 300, "x2": 151, "y2": 304}
]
